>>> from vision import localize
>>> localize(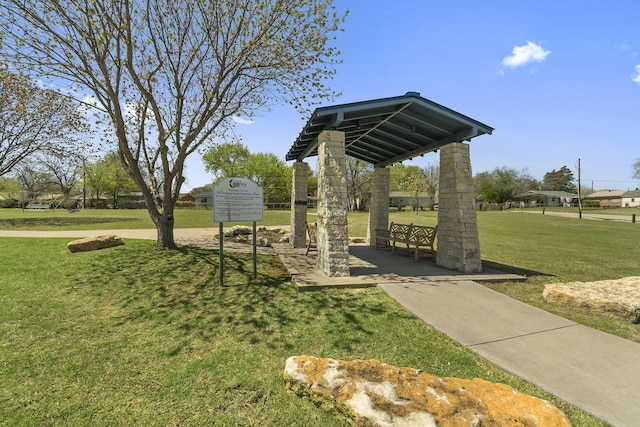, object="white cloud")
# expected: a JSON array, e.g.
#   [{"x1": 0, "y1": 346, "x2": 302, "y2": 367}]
[
  {"x1": 232, "y1": 116, "x2": 254, "y2": 125},
  {"x1": 502, "y1": 41, "x2": 551, "y2": 69},
  {"x1": 632, "y1": 65, "x2": 640, "y2": 85}
]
